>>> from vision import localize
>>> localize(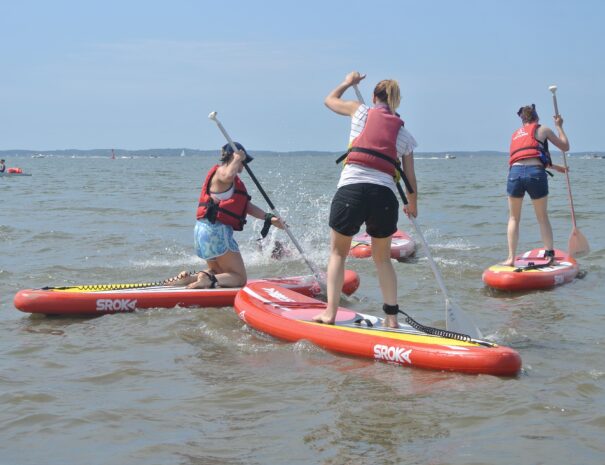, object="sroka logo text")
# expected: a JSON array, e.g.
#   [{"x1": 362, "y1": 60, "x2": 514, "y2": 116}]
[
  {"x1": 373, "y1": 344, "x2": 412, "y2": 364},
  {"x1": 96, "y1": 299, "x2": 137, "y2": 312}
]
